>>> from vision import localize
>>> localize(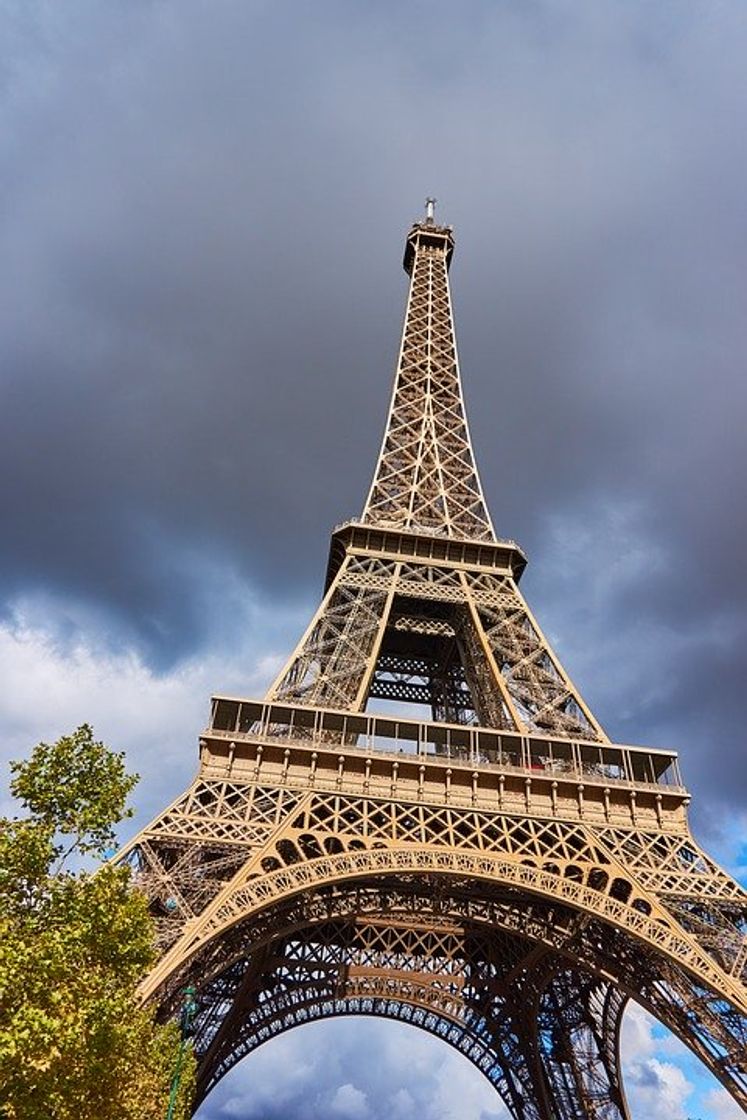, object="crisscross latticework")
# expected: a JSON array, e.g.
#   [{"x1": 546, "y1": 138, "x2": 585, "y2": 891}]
[{"x1": 363, "y1": 221, "x2": 494, "y2": 540}]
